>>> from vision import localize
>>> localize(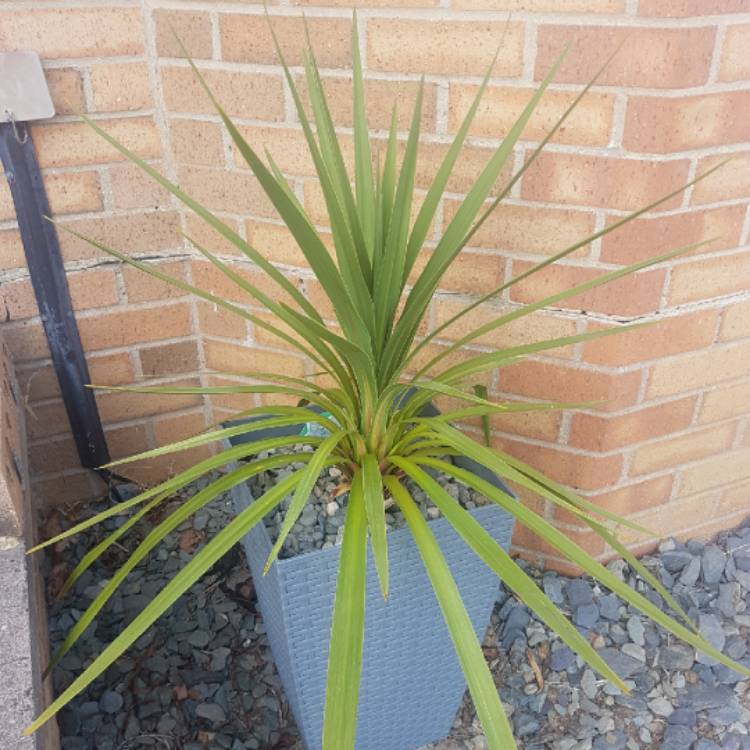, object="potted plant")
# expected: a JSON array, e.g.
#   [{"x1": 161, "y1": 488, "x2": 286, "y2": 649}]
[{"x1": 26, "y1": 15, "x2": 749, "y2": 750}]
